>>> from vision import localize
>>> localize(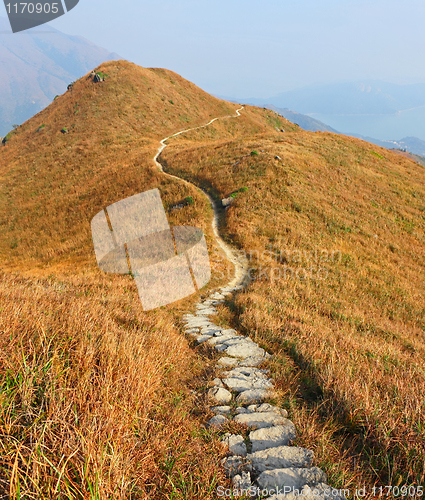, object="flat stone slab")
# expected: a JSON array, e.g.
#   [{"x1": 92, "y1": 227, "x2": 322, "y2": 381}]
[
  {"x1": 250, "y1": 424, "x2": 297, "y2": 452},
  {"x1": 234, "y1": 412, "x2": 288, "y2": 429},
  {"x1": 238, "y1": 355, "x2": 269, "y2": 367},
  {"x1": 184, "y1": 319, "x2": 213, "y2": 328},
  {"x1": 200, "y1": 326, "x2": 222, "y2": 335},
  {"x1": 224, "y1": 376, "x2": 273, "y2": 393},
  {"x1": 229, "y1": 366, "x2": 269, "y2": 375},
  {"x1": 207, "y1": 334, "x2": 241, "y2": 346},
  {"x1": 219, "y1": 328, "x2": 239, "y2": 336},
  {"x1": 215, "y1": 343, "x2": 229, "y2": 352},
  {"x1": 218, "y1": 357, "x2": 240, "y2": 367},
  {"x1": 247, "y1": 404, "x2": 288, "y2": 417},
  {"x1": 248, "y1": 445, "x2": 314, "y2": 473},
  {"x1": 185, "y1": 327, "x2": 200, "y2": 334},
  {"x1": 196, "y1": 305, "x2": 216, "y2": 313},
  {"x1": 256, "y1": 466, "x2": 327, "y2": 491},
  {"x1": 223, "y1": 367, "x2": 271, "y2": 390},
  {"x1": 236, "y1": 389, "x2": 273, "y2": 404},
  {"x1": 224, "y1": 342, "x2": 267, "y2": 358},
  {"x1": 221, "y1": 434, "x2": 247, "y2": 456},
  {"x1": 212, "y1": 378, "x2": 225, "y2": 388},
  {"x1": 211, "y1": 405, "x2": 232, "y2": 414},
  {"x1": 196, "y1": 335, "x2": 212, "y2": 343},
  {"x1": 207, "y1": 414, "x2": 229, "y2": 429},
  {"x1": 208, "y1": 387, "x2": 232, "y2": 404}
]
